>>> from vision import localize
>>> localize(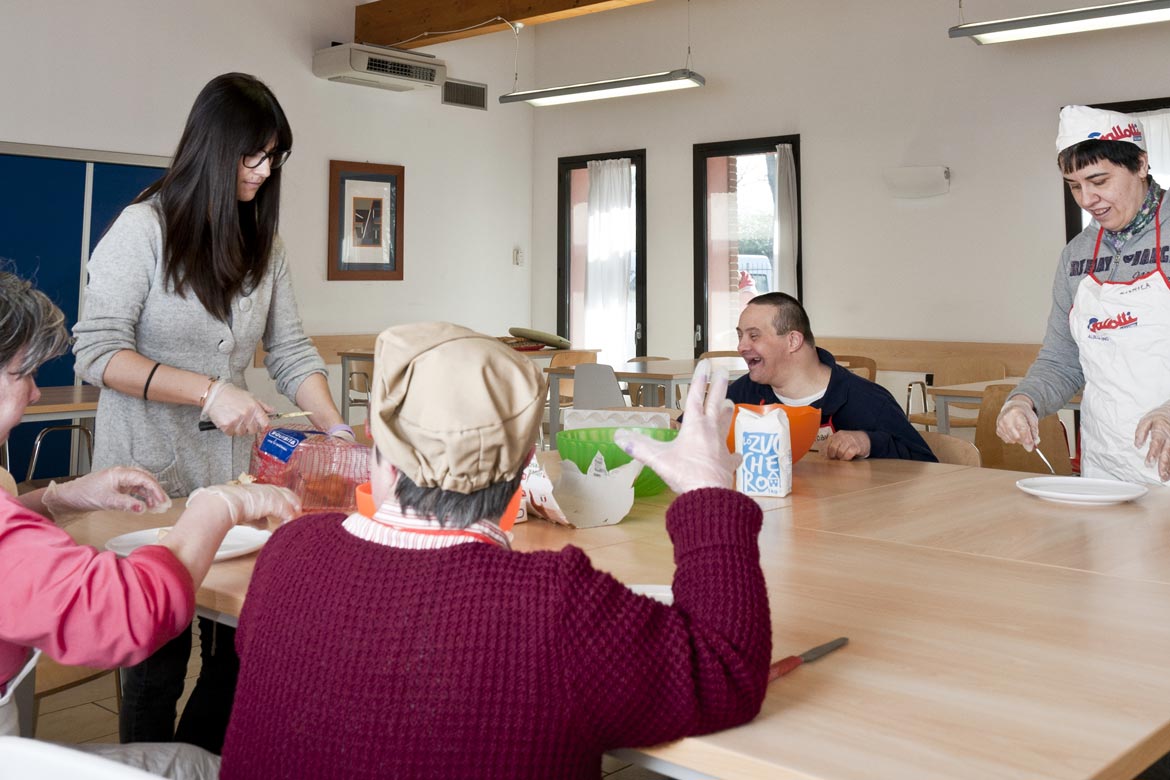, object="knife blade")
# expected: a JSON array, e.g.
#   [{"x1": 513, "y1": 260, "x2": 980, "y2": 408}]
[
  {"x1": 1033, "y1": 446, "x2": 1057, "y2": 475},
  {"x1": 198, "y1": 410, "x2": 312, "y2": 432},
  {"x1": 768, "y1": 636, "x2": 849, "y2": 682}
]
